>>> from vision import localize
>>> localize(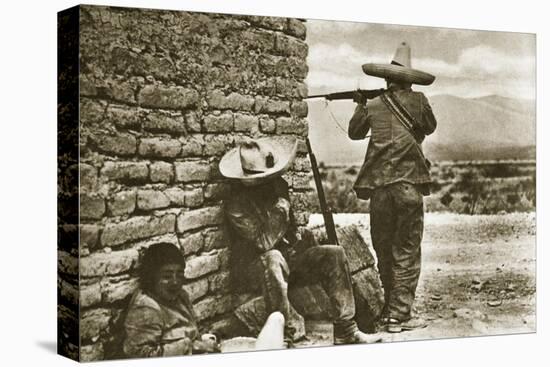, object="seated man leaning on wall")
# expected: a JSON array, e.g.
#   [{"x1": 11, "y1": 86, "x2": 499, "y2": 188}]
[
  {"x1": 122, "y1": 243, "x2": 220, "y2": 358},
  {"x1": 220, "y1": 137, "x2": 382, "y2": 345}
]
